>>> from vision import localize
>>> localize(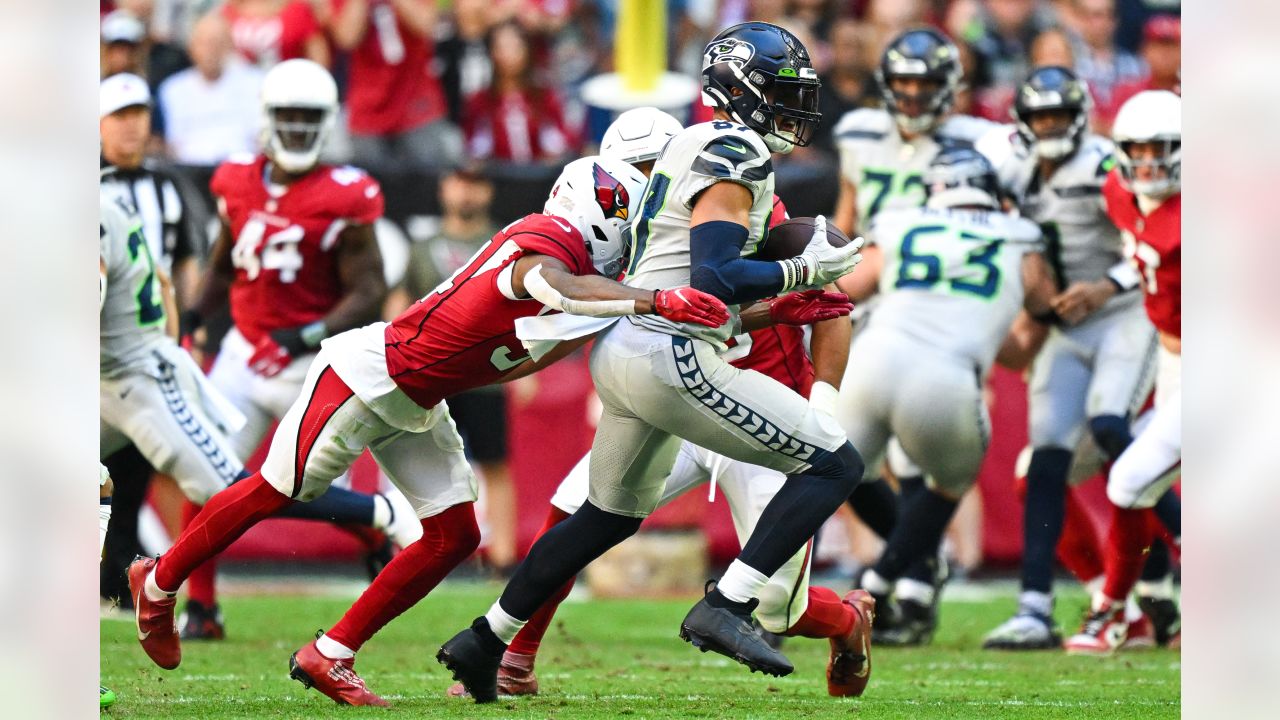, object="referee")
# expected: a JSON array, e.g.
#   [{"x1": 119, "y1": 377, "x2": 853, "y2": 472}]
[{"x1": 99, "y1": 73, "x2": 205, "y2": 610}]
